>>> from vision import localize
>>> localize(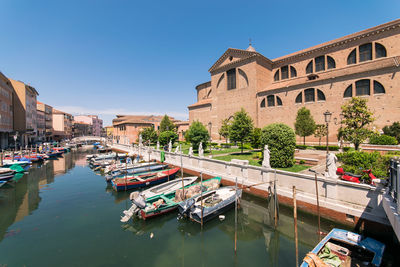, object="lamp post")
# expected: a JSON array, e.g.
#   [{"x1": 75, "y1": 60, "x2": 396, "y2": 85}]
[{"x1": 324, "y1": 111, "x2": 332, "y2": 173}]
